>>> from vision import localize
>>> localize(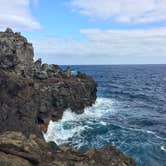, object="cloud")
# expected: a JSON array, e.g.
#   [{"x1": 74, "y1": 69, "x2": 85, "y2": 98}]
[
  {"x1": 0, "y1": 0, "x2": 41, "y2": 31},
  {"x1": 70, "y1": 0, "x2": 166, "y2": 24},
  {"x1": 32, "y1": 27, "x2": 166, "y2": 64}
]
